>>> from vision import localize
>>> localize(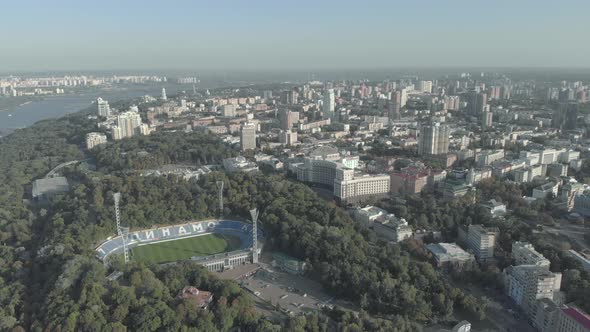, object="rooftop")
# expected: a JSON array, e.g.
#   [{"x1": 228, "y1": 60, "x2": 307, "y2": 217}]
[
  {"x1": 562, "y1": 306, "x2": 590, "y2": 329},
  {"x1": 32, "y1": 177, "x2": 70, "y2": 198},
  {"x1": 426, "y1": 243, "x2": 474, "y2": 262},
  {"x1": 177, "y1": 286, "x2": 213, "y2": 308}
]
